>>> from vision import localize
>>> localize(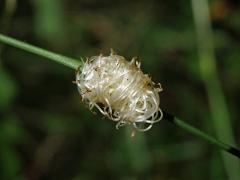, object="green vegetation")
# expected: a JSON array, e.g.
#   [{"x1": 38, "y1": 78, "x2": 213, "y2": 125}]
[{"x1": 1, "y1": 0, "x2": 240, "y2": 179}]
